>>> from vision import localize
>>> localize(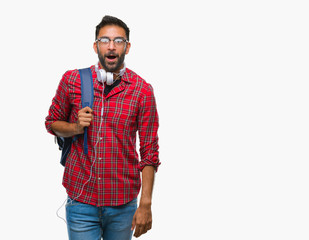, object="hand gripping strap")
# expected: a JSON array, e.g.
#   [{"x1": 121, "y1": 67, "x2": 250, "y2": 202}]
[{"x1": 79, "y1": 68, "x2": 94, "y2": 155}]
